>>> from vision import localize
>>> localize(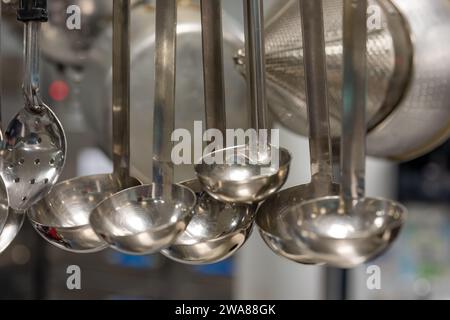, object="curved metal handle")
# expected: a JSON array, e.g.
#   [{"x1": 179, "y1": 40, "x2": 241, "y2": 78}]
[
  {"x1": 23, "y1": 21, "x2": 44, "y2": 112},
  {"x1": 341, "y1": 0, "x2": 368, "y2": 203},
  {"x1": 299, "y1": 0, "x2": 333, "y2": 183},
  {"x1": 112, "y1": 0, "x2": 132, "y2": 183},
  {"x1": 152, "y1": 0, "x2": 177, "y2": 195}
]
